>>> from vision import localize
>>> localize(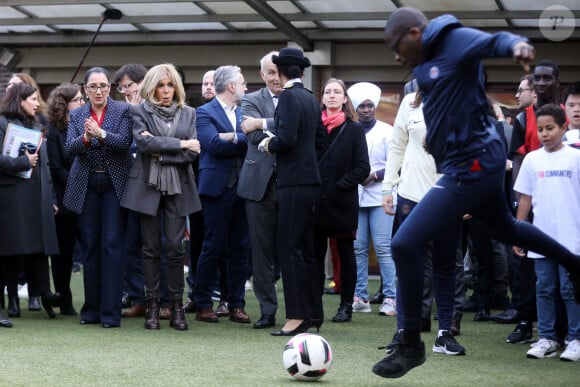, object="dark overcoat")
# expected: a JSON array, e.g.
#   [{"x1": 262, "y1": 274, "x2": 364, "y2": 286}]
[
  {"x1": 0, "y1": 115, "x2": 59, "y2": 256},
  {"x1": 315, "y1": 119, "x2": 370, "y2": 231}
]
